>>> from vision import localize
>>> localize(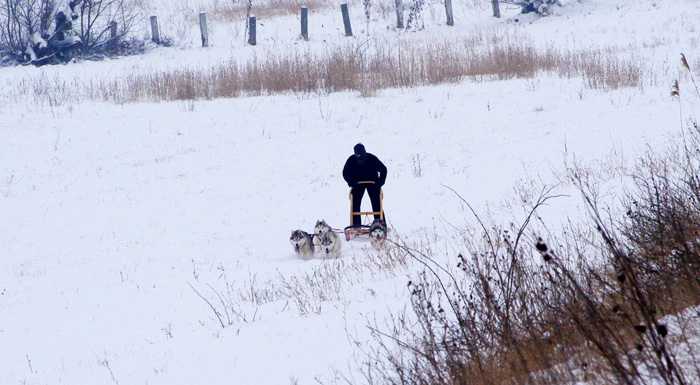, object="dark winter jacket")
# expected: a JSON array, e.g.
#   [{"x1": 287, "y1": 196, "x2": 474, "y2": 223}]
[{"x1": 343, "y1": 153, "x2": 387, "y2": 187}]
